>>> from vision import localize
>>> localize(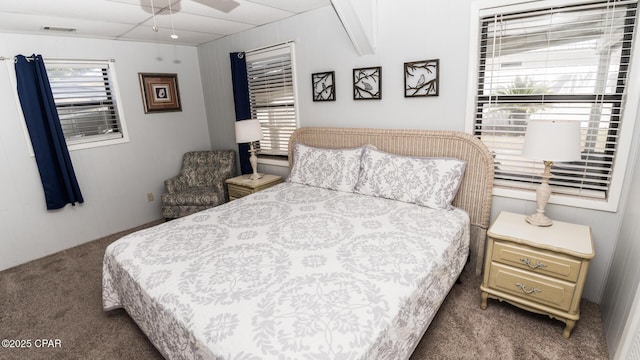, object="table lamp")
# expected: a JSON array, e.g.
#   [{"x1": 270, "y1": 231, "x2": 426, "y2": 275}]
[
  {"x1": 235, "y1": 119, "x2": 263, "y2": 180},
  {"x1": 522, "y1": 120, "x2": 581, "y2": 226}
]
